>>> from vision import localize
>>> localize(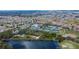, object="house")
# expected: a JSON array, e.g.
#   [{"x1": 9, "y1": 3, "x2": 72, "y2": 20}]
[
  {"x1": 73, "y1": 25, "x2": 79, "y2": 31},
  {"x1": 0, "y1": 26, "x2": 6, "y2": 32}
]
